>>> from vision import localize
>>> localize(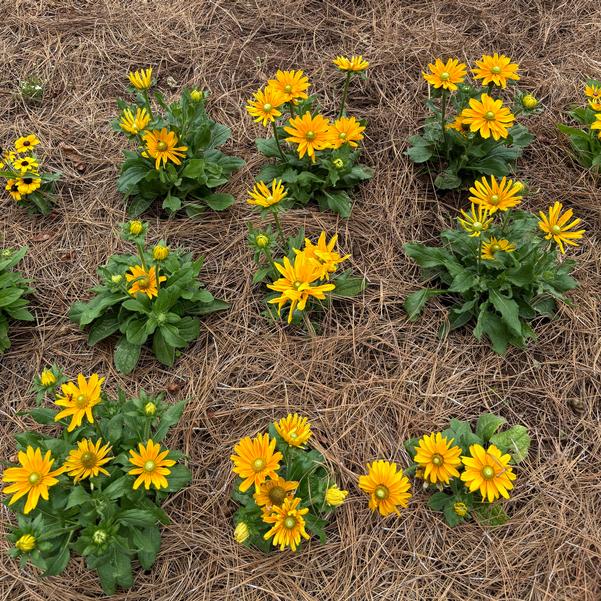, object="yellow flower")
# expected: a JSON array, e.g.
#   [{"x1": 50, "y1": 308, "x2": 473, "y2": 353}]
[
  {"x1": 274, "y1": 413, "x2": 312, "y2": 447},
  {"x1": 283, "y1": 112, "x2": 332, "y2": 159},
  {"x1": 358, "y1": 460, "x2": 411, "y2": 517},
  {"x1": 14, "y1": 134, "x2": 40, "y2": 153},
  {"x1": 267, "y1": 252, "x2": 336, "y2": 324},
  {"x1": 538, "y1": 202, "x2": 585, "y2": 254},
  {"x1": 446, "y1": 114, "x2": 469, "y2": 135},
  {"x1": 584, "y1": 84, "x2": 601, "y2": 99},
  {"x1": 472, "y1": 53, "x2": 520, "y2": 88},
  {"x1": 39, "y1": 368, "x2": 56, "y2": 387},
  {"x1": 481, "y1": 237, "x2": 516, "y2": 260},
  {"x1": 247, "y1": 179, "x2": 287, "y2": 208},
  {"x1": 13, "y1": 156, "x2": 39, "y2": 173},
  {"x1": 5, "y1": 179, "x2": 24, "y2": 201},
  {"x1": 142, "y1": 128, "x2": 188, "y2": 169},
  {"x1": 15, "y1": 534, "x2": 36, "y2": 553},
  {"x1": 328, "y1": 116, "x2": 365, "y2": 149},
  {"x1": 299, "y1": 231, "x2": 350, "y2": 279},
  {"x1": 234, "y1": 522, "x2": 250, "y2": 544},
  {"x1": 126, "y1": 265, "x2": 166, "y2": 299},
  {"x1": 128, "y1": 67, "x2": 153, "y2": 90},
  {"x1": 522, "y1": 94, "x2": 538, "y2": 110},
  {"x1": 413, "y1": 432, "x2": 462, "y2": 485},
  {"x1": 422, "y1": 58, "x2": 467, "y2": 91},
  {"x1": 230, "y1": 433, "x2": 283, "y2": 493},
  {"x1": 267, "y1": 69, "x2": 310, "y2": 103},
  {"x1": 129, "y1": 220, "x2": 144, "y2": 235},
  {"x1": 128, "y1": 439, "x2": 176, "y2": 490},
  {"x1": 246, "y1": 86, "x2": 286, "y2": 126},
  {"x1": 2, "y1": 447, "x2": 64, "y2": 514},
  {"x1": 144, "y1": 401, "x2": 157, "y2": 416},
  {"x1": 119, "y1": 107, "x2": 150, "y2": 135},
  {"x1": 190, "y1": 89, "x2": 203, "y2": 102},
  {"x1": 333, "y1": 55, "x2": 369, "y2": 72},
  {"x1": 16, "y1": 176, "x2": 41, "y2": 195},
  {"x1": 457, "y1": 203, "x2": 493, "y2": 237},
  {"x1": 468, "y1": 175, "x2": 523, "y2": 214},
  {"x1": 54, "y1": 374, "x2": 104, "y2": 432},
  {"x1": 461, "y1": 93, "x2": 515, "y2": 140},
  {"x1": 254, "y1": 476, "x2": 298, "y2": 509},
  {"x1": 263, "y1": 497, "x2": 310, "y2": 551},
  {"x1": 152, "y1": 244, "x2": 169, "y2": 261},
  {"x1": 325, "y1": 484, "x2": 348, "y2": 507},
  {"x1": 590, "y1": 112, "x2": 601, "y2": 139},
  {"x1": 589, "y1": 99, "x2": 601, "y2": 111},
  {"x1": 461, "y1": 443, "x2": 516, "y2": 503},
  {"x1": 63, "y1": 438, "x2": 112, "y2": 483},
  {"x1": 454, "y1": 502, "x2": 468, "y2": 517}
]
